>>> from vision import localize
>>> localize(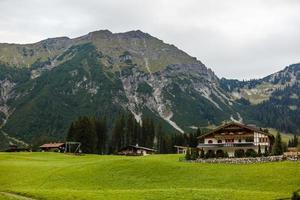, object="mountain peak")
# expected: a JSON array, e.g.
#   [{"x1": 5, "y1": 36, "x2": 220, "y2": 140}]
[
  {"x1": 38, "y1": 37, "x2": 71, "y2": 45},
  {"x1": 118, "y1": 30, "x2": 151, "y2": 39}
]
